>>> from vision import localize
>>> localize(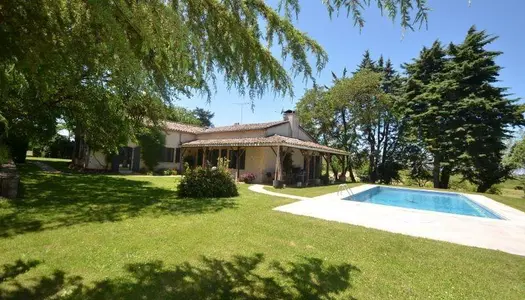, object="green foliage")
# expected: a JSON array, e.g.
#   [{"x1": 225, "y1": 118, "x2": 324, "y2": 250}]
[
  {"x1": 156, "y1": 168, "x2": 178, "y2": 176},
  {"x1": 5, "y1": 133, "x2": 29, "y2": 164},
  {"x1": 405, "y1": 144, "x2": 433, "y2": 187},
  {"x1": 166, "y1": 106, "x2": 202, "y2": 126},
  {"x1": 282, "y1": 152, "x2": 294, "y2": 176},
  {"x1": 193, "y1": 108, "x2": 215, "y2": 128},
  {"x1": 165, "y1": 169, "x2": 178, "y2": 176},
  {"x1": 177, "y1": 160, "x2": 238, "y2": 198},
  {"x1": 0, "y1": 145, "x2": 9, "y2": 165},
  {"x1": 402, "y1": 28, "x2": 524, "y2": 192},
  {"x1": 183, "y1": 156, "x2": 195, "y2": 169},
  {"x1": 297, "y1": 58, "x2": 406, "y2": 184},
  {"x1": 138, "y1": 128, "x2": 166, "y2": 171},
  {"x1": 448, "y1": 27, "x2": 524, "y2": 192},
  {"x1": 35, "y1": 134, "x2": 74, "y2": 159},
  {"x1": 504, "y1": 135, "x2": 525, "y2": 170},
  {"x1": 1, "y1": 0, "x2": 429, "y2": 168}
]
